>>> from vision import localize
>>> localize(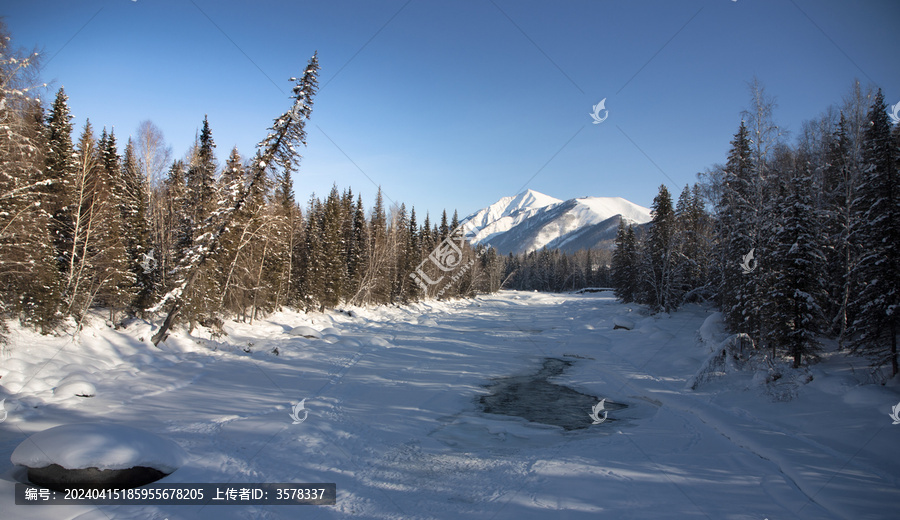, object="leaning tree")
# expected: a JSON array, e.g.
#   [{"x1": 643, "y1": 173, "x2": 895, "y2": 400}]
[{"x1": 151, "y1": 53, "x2": 319, "y2": 345}]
